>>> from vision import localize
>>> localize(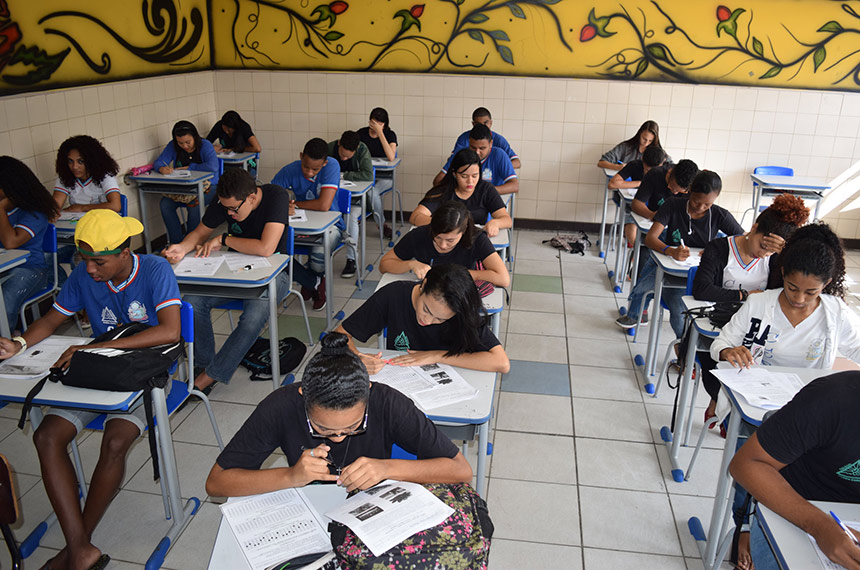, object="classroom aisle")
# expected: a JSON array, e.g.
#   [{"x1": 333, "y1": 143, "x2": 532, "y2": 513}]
[{"x1": 3, "y1": 229, "x2": 860, "y2": 570}]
